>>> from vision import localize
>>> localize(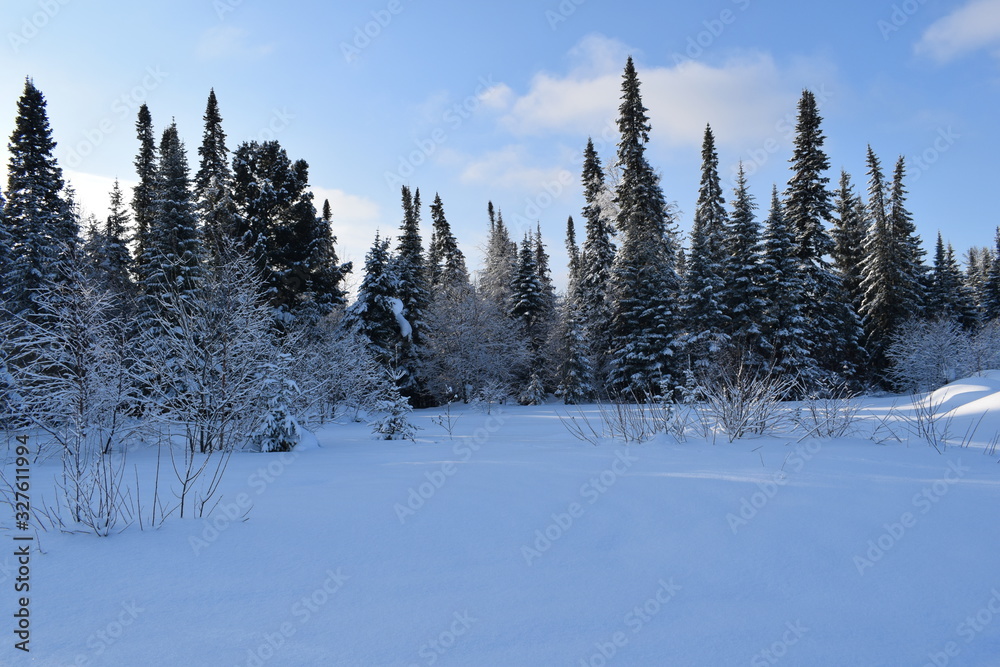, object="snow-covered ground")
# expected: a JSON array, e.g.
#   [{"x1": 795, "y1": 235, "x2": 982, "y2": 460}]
[{"x1": 4, "y1": 376, "x2": 1000, "y2": 666}]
